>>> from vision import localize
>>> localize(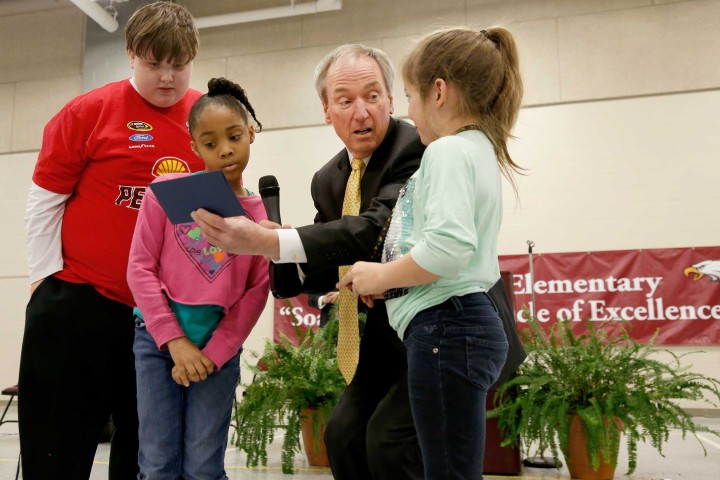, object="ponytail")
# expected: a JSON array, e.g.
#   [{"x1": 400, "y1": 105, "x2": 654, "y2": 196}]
[
  {"x1": 402, "y1": 26, "x2": 525, "y2": 191},
  {"x1": 484, "y1": 27, "x2": 524, "y2": 190}
]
